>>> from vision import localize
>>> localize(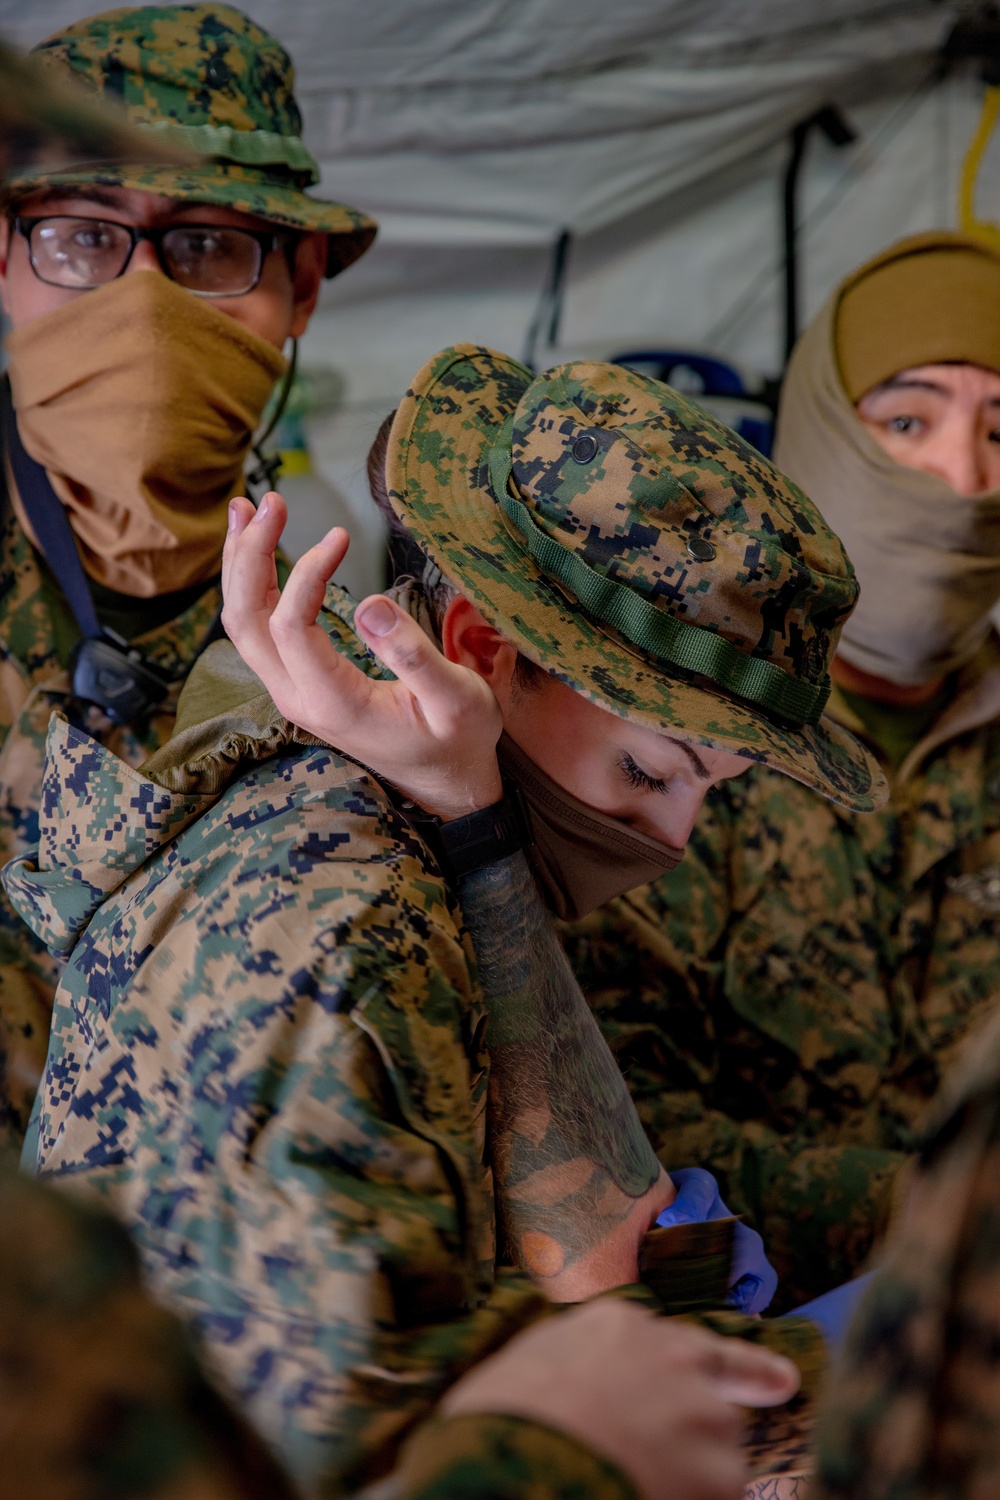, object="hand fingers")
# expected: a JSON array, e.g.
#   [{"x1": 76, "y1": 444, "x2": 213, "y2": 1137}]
[
  {"x1": 263, "y1": 529, "x2": 386, "y2": 735},
  {"x1": 221, "y1": 496, "x2": 256, "y2": 601},
  {"x1": 698, "y1": 1337, "x2": 800, "y2": 1408},
  {"x1": 223, "y1": 489, "x2": 289, "y2": 630},
  {"x1": 222, "y1": 491, "x2": 287, "y2": 594},
  {"x1": 221, "y1": 491, "x2": 292, "y2": 693},
  {"x1": 656, "y1": 1168, "x2": 719, "y2": 1226},
  {"x1": 269, "y1": 527, "x2": 351, "y2": 648},
  {"x1": 611, "y1": 1306, "x2": 799, "y2": 1409},
  {"x1": 251, "y1": 490, "x2": 288, "y2": 548},
  {"x1": 353, "y1": 594, "x2": 497, "y2": 735}
]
